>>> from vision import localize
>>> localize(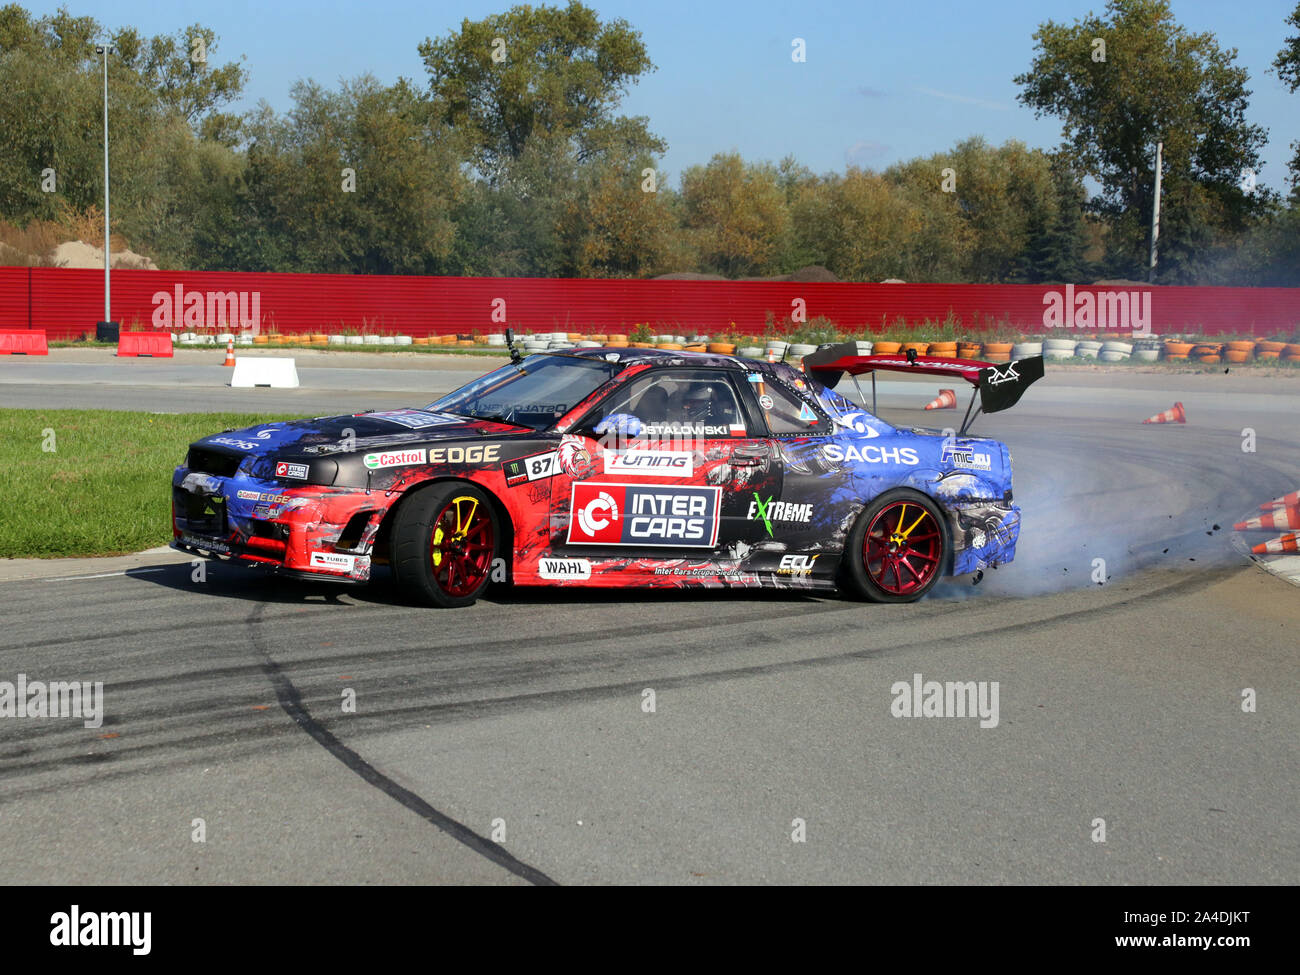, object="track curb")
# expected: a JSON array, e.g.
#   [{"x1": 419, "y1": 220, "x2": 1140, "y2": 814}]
[{"x1": 0, "y1": 547, "x2": 190, "y2": 584}]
